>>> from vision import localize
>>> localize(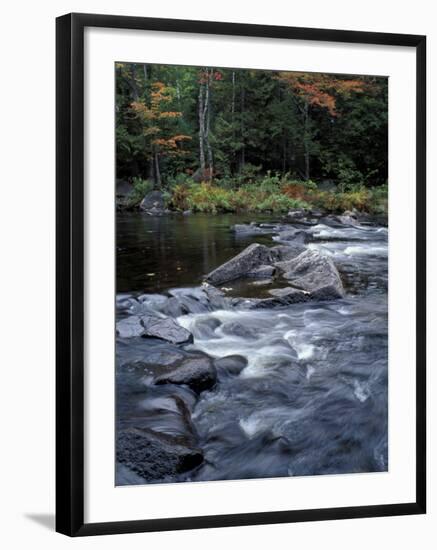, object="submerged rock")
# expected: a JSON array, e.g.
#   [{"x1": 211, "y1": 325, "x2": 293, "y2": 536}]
[
  {"x1": 232, "y1": 223, "x2": 272, "y2": 236},
  {"x1": 155, "y1": 355, "x2": 217, "y2": 393},
  {"x1": 117, "y1": 427, "x2": 203, "y2": 482},
  {"x1": 205, "y1": 243, "x2": 275, "y2": 285},
  {"x1": 214, "y1": 355, "x2": 248, "y2": 375},
  {"x1": 221, "y1": 321, "x2": 256, "y2": 339},
  {"x1": 273, "y1": 228, "x2": 309, "y2": 244}
]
